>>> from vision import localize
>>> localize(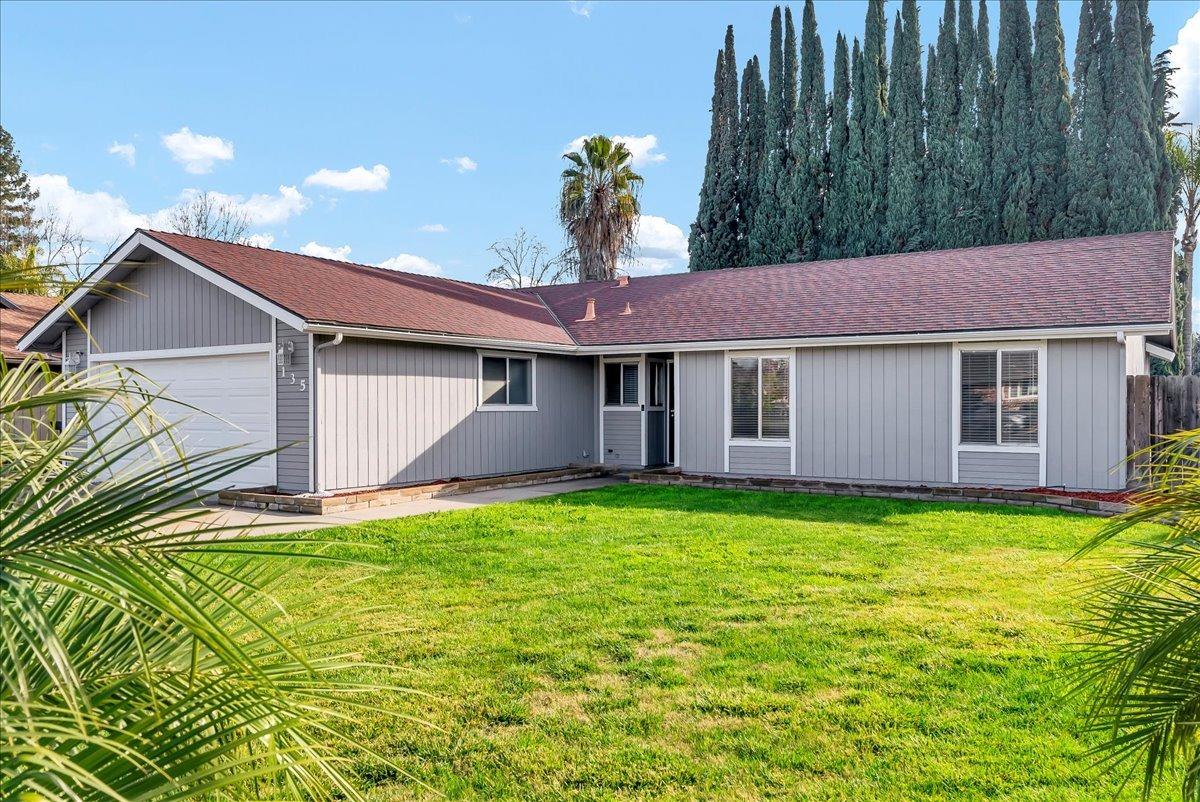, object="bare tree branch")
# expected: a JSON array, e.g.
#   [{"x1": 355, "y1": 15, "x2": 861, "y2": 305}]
[
  {"x1": 485, "y1": 229, "x2": 572, "y2": 288},
  {"x1": 167, "y1": 192, "x2": 252, "y2": 243}
]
